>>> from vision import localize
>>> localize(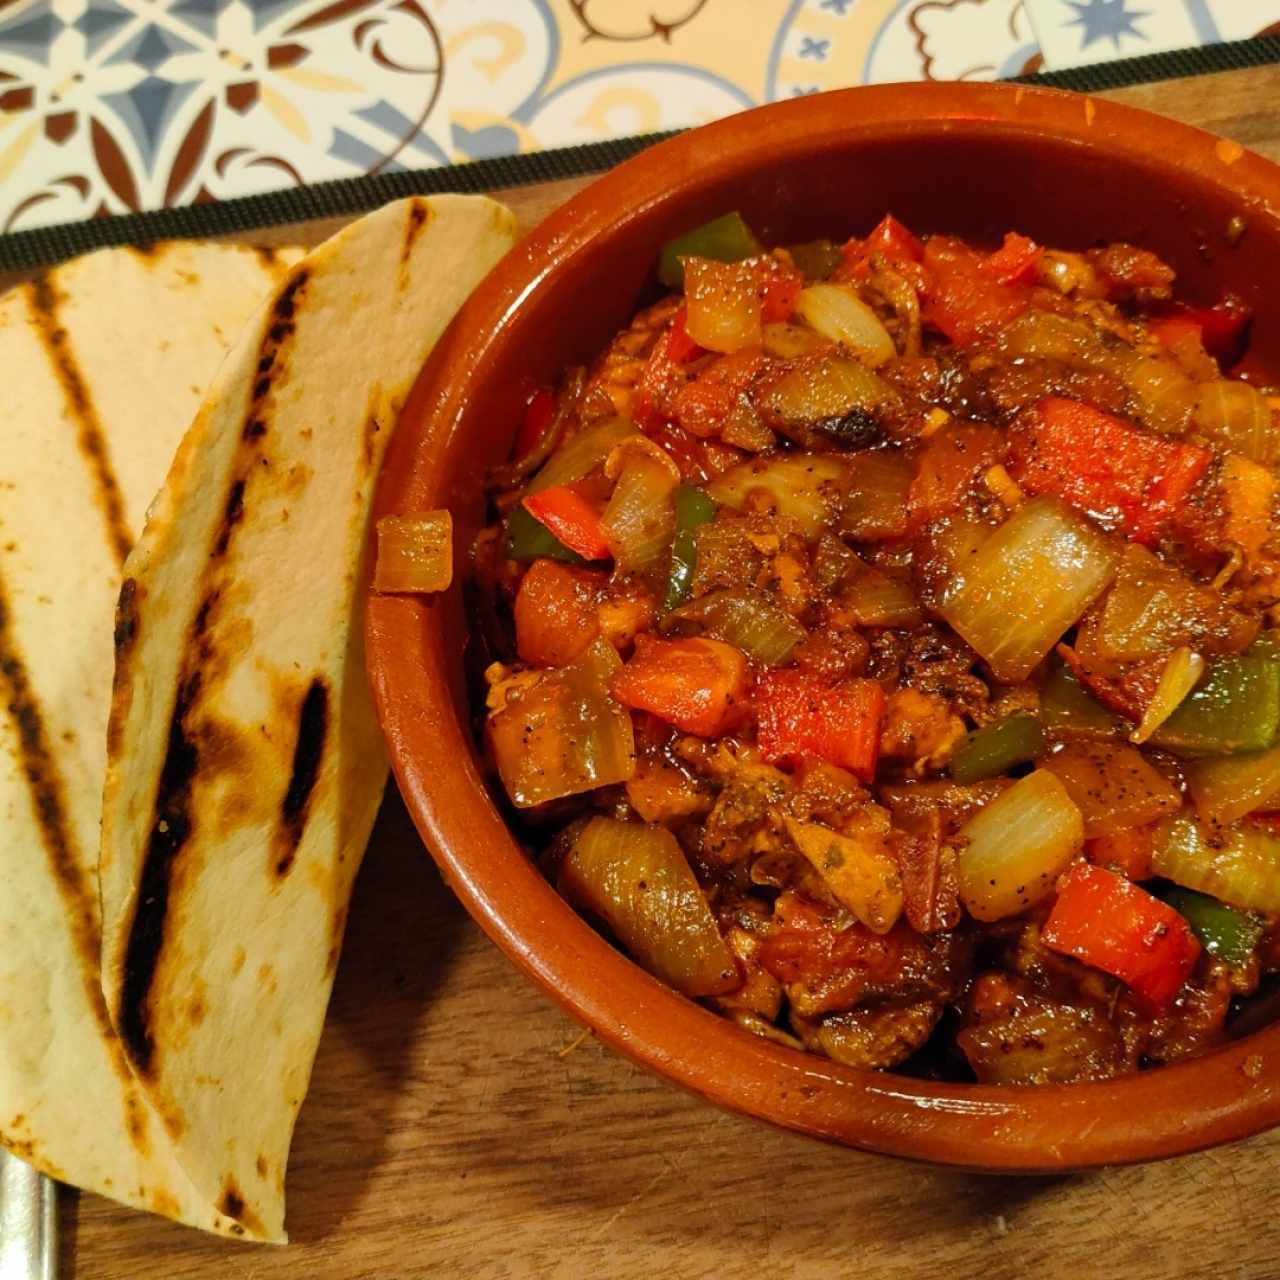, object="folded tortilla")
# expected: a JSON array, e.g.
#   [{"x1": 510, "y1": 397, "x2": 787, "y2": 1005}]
[
  {"x1": 0, "y1": 241, "x2": 302, "y2": 1235},
  {"x1": 98, "y1": 195, "x2": 517, "y2": 1241}
]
